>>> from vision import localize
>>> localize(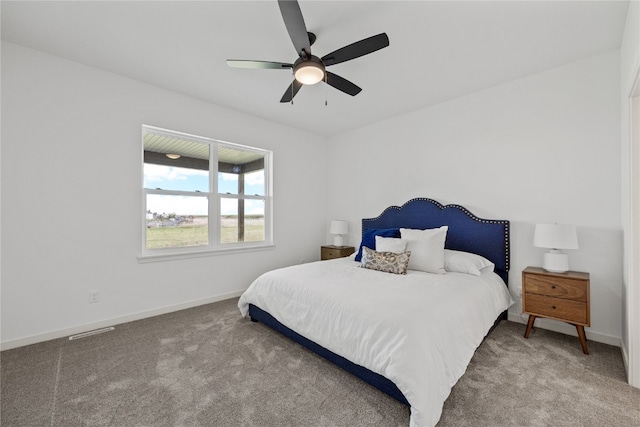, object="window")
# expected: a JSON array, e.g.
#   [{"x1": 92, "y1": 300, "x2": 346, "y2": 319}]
[{"x1": 141, "y1": 125, "x2": 272, "y2": 258}]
